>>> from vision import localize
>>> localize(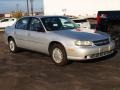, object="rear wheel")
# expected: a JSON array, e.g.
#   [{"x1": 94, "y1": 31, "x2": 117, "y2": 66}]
[
  {"x1": 50, "y1": 44, "x2": 68, "y2": 66},
  {"x1": 8, "y1": 38, "x2": 18, "y2": 53}
]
